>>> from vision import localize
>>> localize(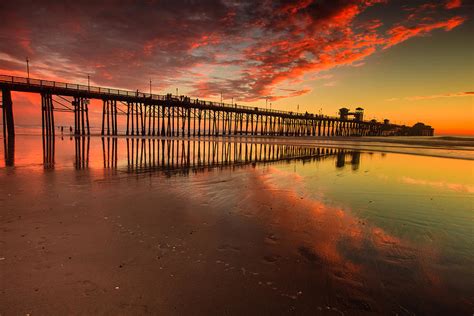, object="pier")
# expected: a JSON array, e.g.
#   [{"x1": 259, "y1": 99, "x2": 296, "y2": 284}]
[{"x1": 0, "y1": 75, "x2": 434, "y2": 139}]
